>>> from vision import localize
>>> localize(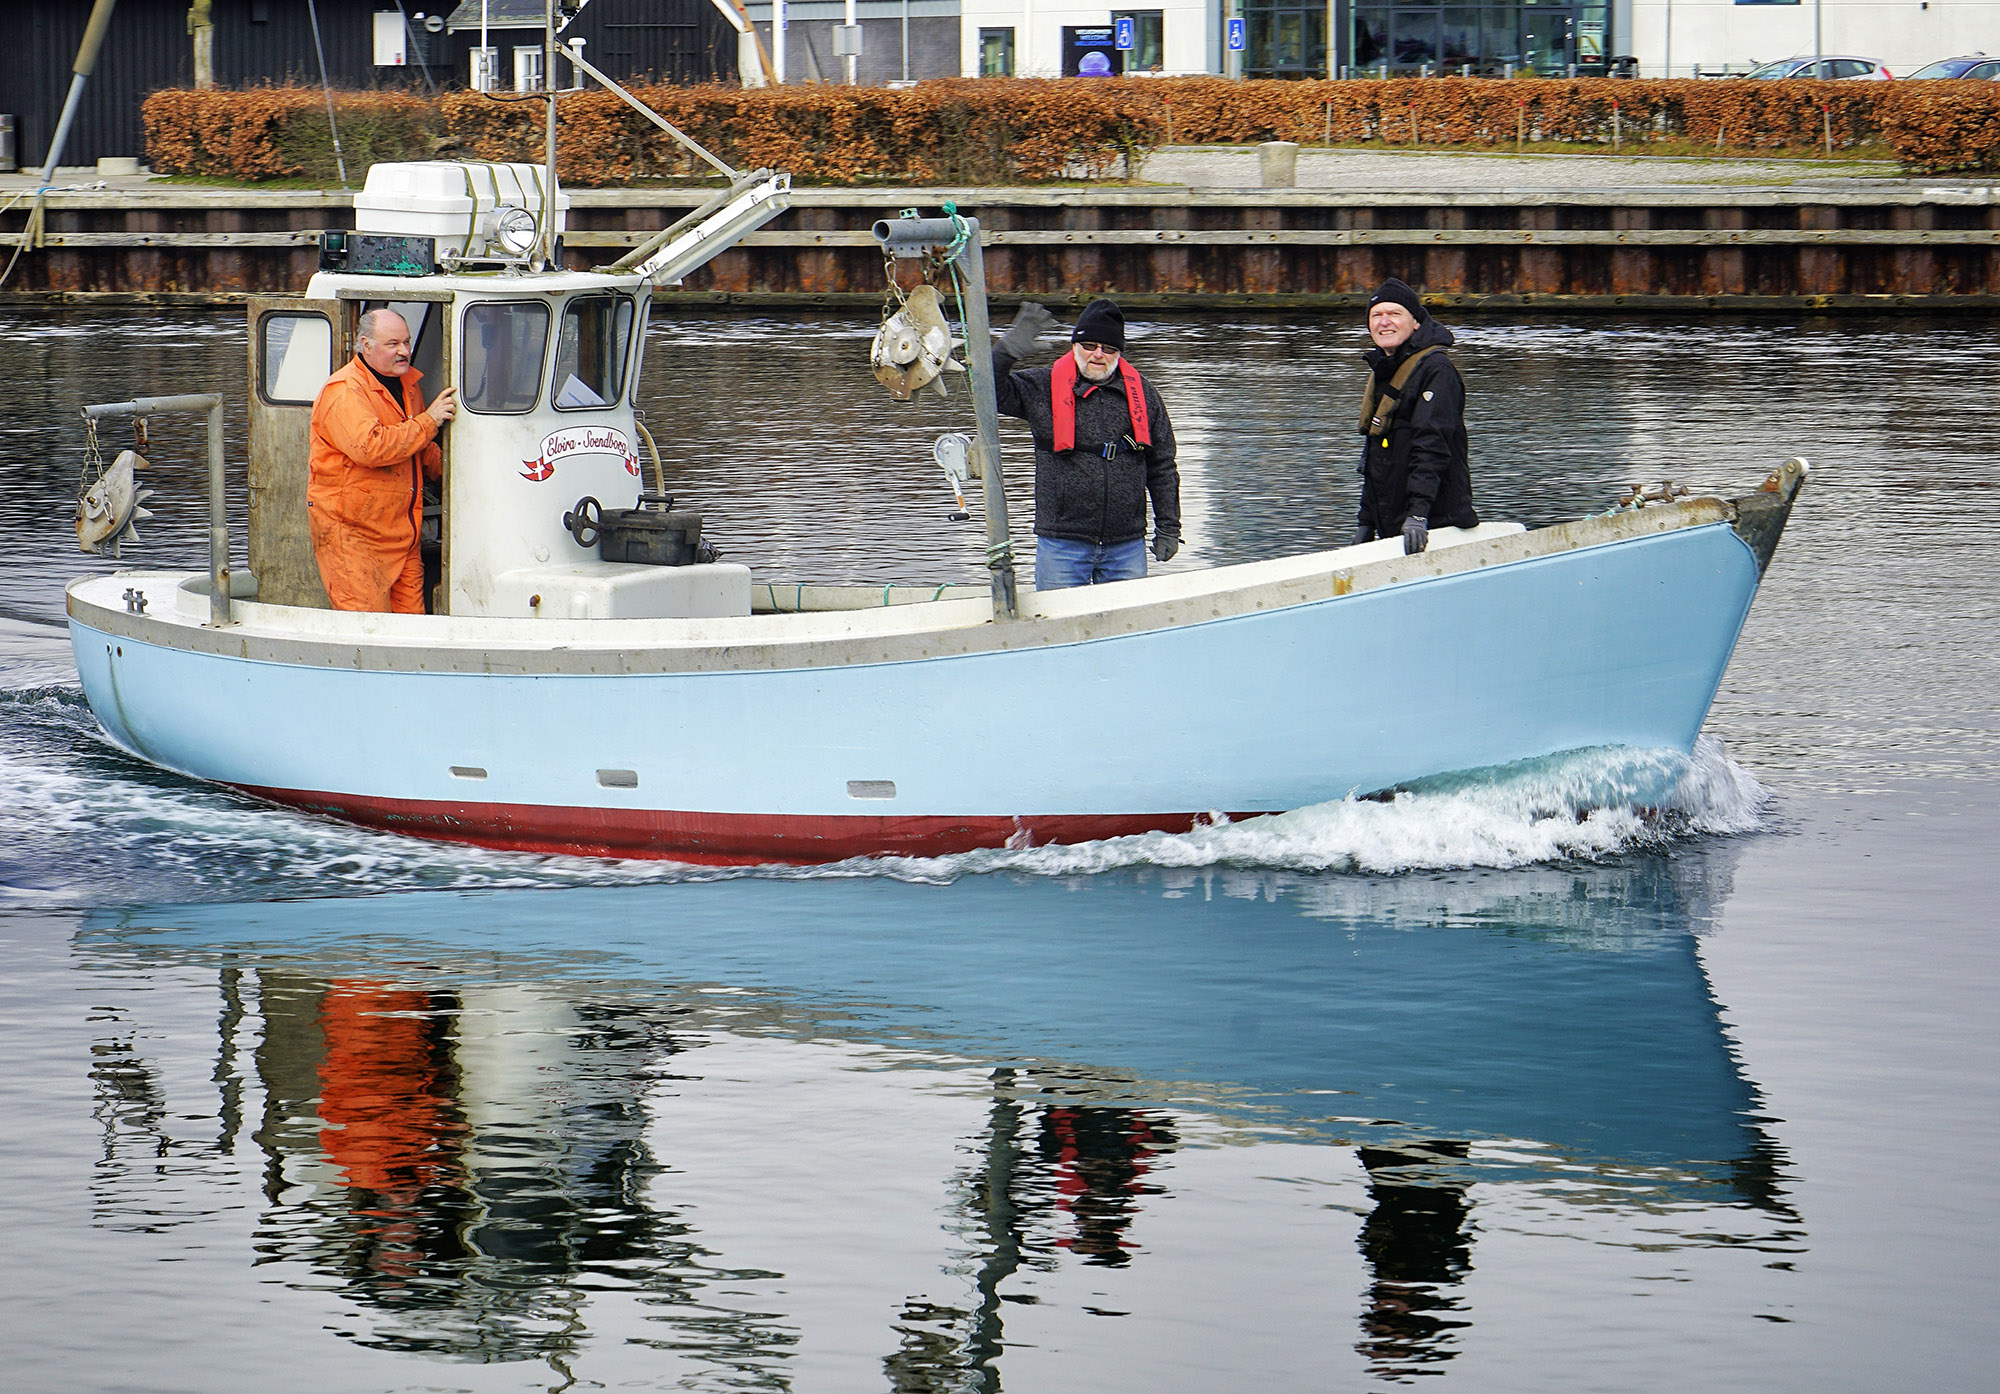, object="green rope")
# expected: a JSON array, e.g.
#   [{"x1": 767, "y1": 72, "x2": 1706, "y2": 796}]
[{"x1": 938, "y1": 199, "x2": 973, "y2": 334}]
